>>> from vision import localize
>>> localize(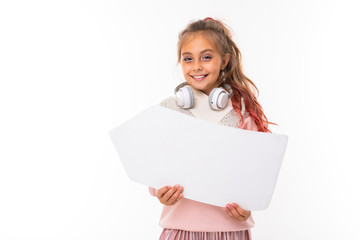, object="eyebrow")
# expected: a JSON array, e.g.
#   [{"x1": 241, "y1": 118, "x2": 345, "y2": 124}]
[{"x1": 181, "y1": 49, "x2": 214, "y2": 56}]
